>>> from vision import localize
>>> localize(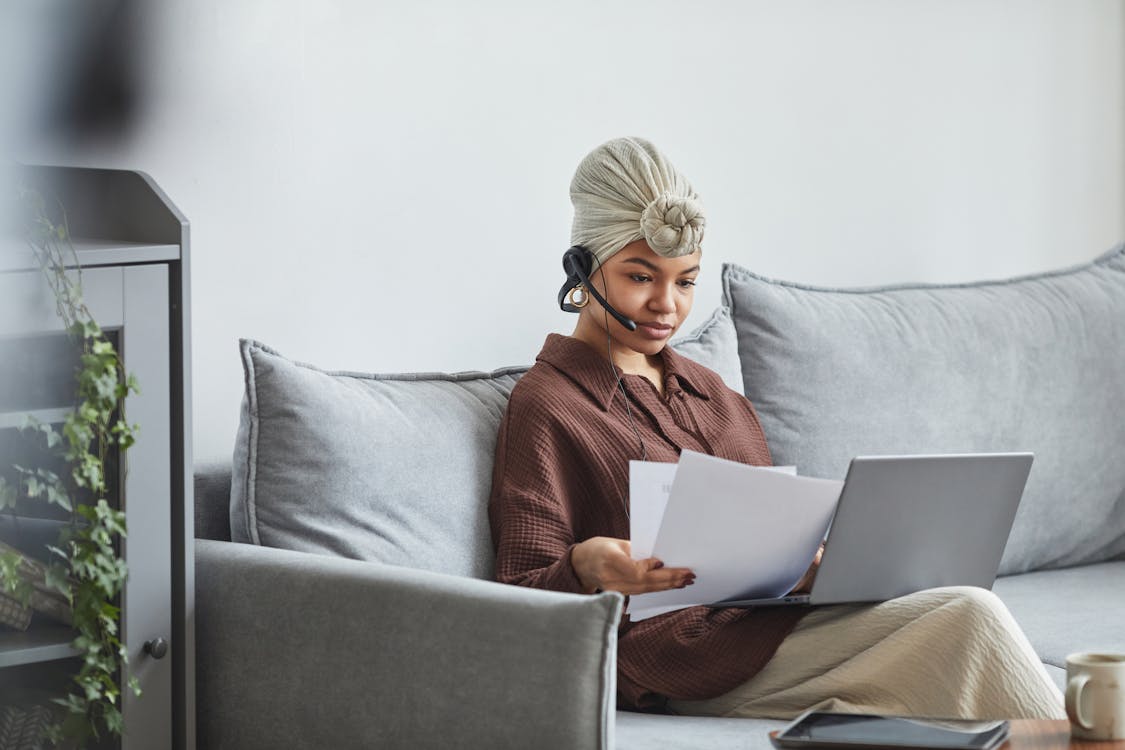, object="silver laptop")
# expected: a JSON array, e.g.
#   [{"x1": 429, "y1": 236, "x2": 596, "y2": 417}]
[{"x1": 717, "y1": 453, "x2": 1033, "y2": 608}]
